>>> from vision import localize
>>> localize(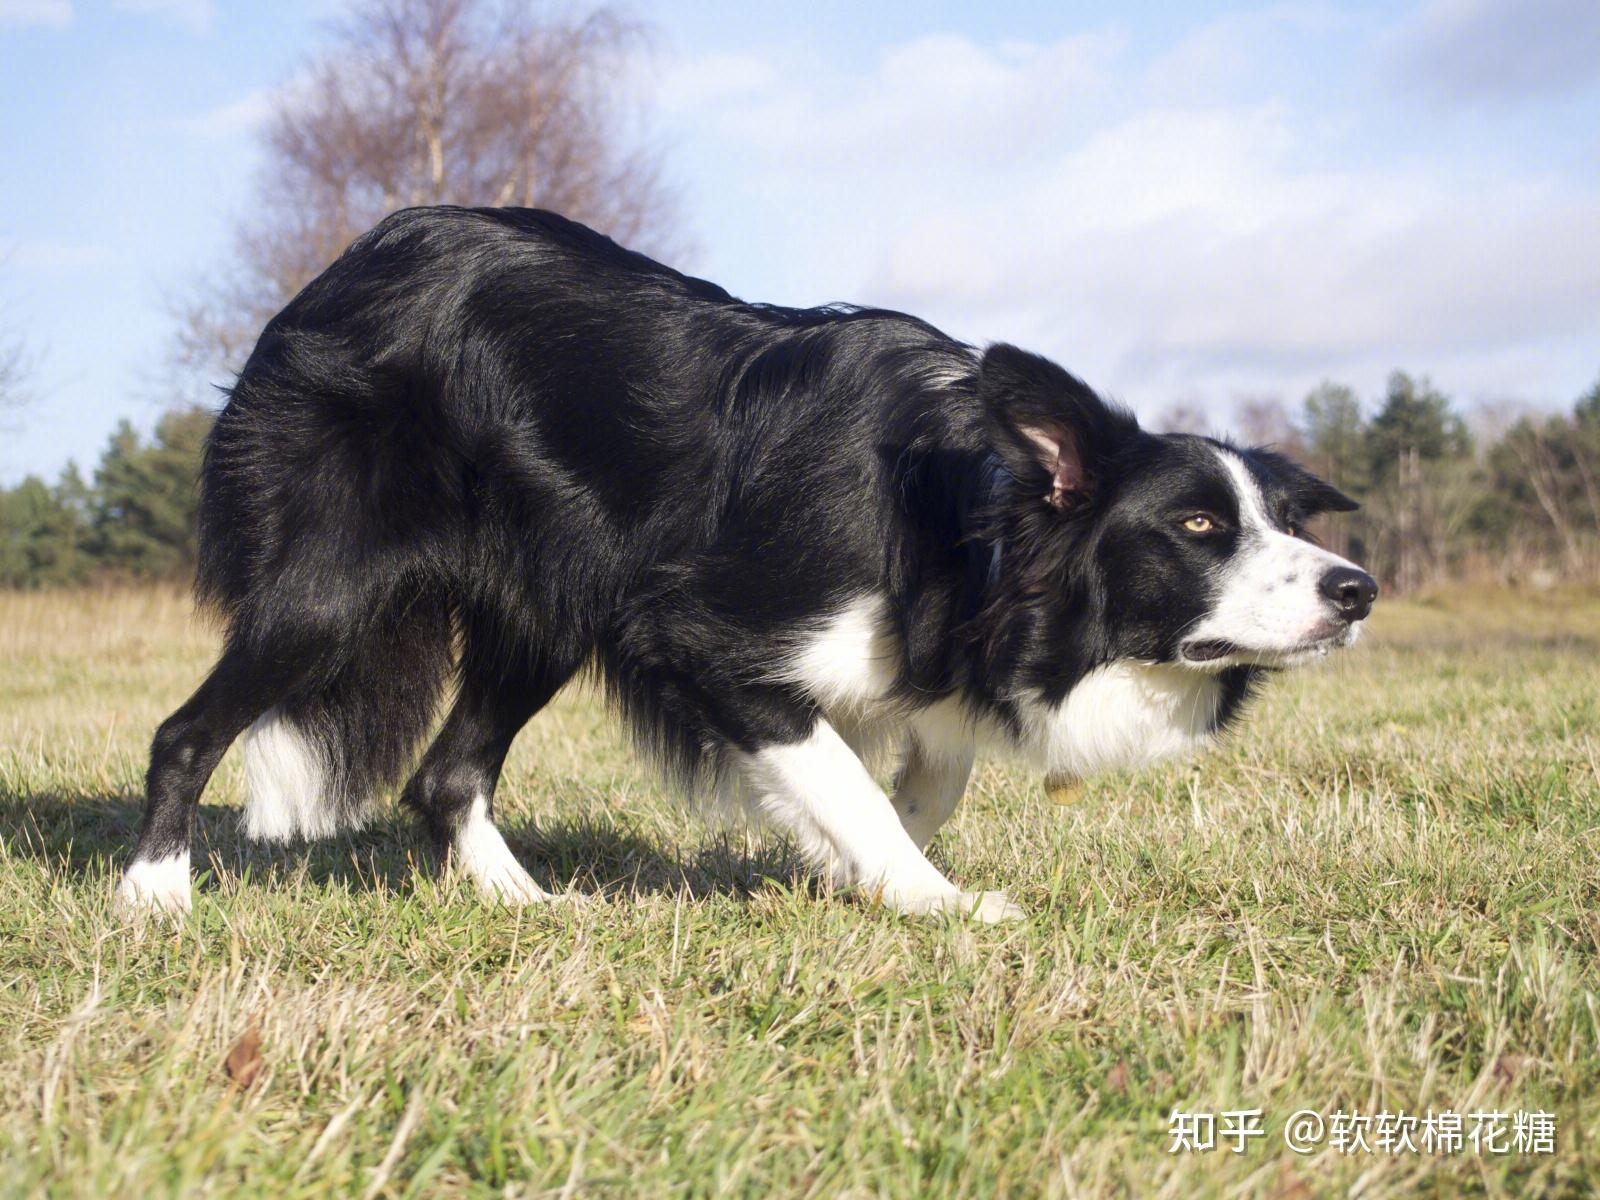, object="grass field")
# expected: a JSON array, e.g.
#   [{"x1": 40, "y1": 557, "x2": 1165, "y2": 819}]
[{"x1": 1, "y1": 586, "x2": 1597, "y2": 1198}]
